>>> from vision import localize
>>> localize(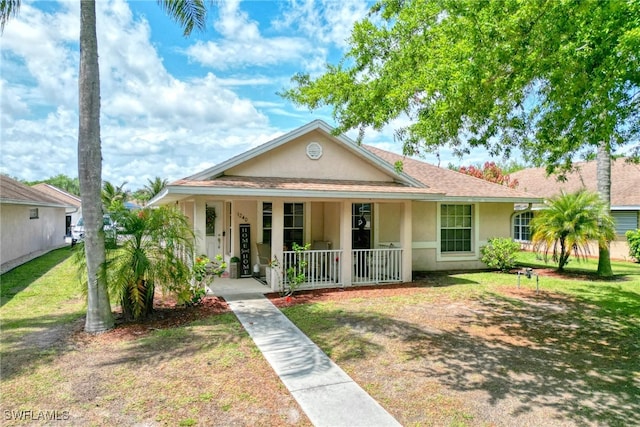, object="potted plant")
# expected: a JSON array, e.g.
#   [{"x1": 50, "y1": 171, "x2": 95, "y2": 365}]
[{"x1": 229, "y1": 256, "x2": 240, "y2": 279}]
